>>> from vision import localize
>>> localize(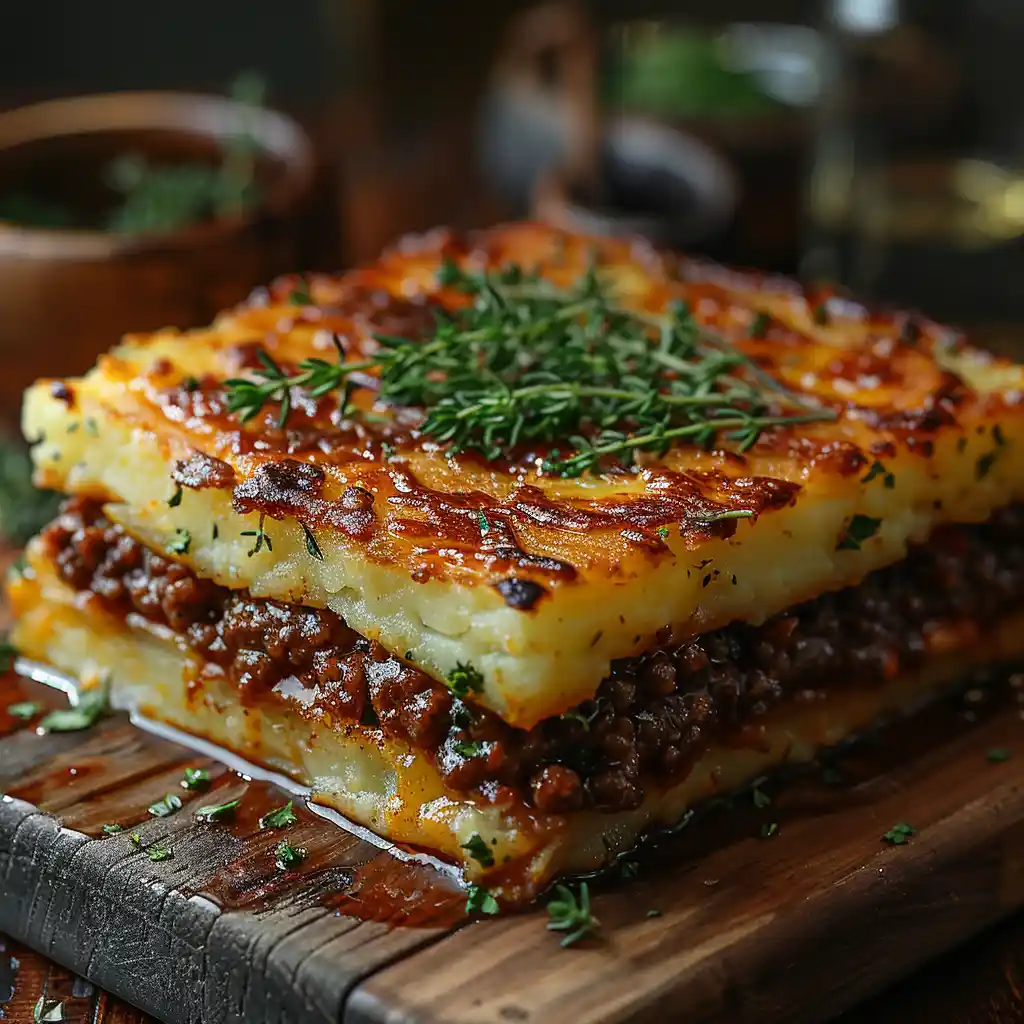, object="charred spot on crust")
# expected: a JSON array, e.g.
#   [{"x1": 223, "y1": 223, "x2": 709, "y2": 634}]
[
  {"x1": 491, "y1": 546, "x2": 576, "y2": 579},
  {"x1": 494, "y1": 577, "x2": 548, "y2": 610},
  {"x1": 173, "y1": 452, "x2": 237, "y2": 491}
]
